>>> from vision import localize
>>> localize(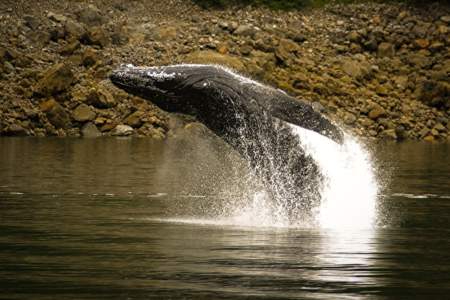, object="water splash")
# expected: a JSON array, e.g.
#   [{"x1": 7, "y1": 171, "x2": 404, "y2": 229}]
[
  {"x1": 222, "y1": 125, "x2": 379, "y2": 229},
  {"x1": 292, "y1": 126, "x2": 378, "y2": 229},
  {"x1": 155, "y1": 124, "x2": 379, "y2": 230}
]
